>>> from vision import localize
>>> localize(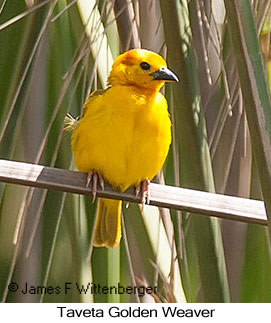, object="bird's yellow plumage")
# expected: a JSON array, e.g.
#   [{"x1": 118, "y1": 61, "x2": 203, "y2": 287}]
[{"x1": 67, "y1": 49, "x2": 178, "y2": 248}]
